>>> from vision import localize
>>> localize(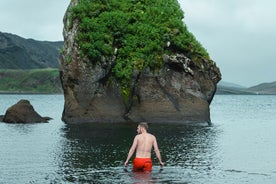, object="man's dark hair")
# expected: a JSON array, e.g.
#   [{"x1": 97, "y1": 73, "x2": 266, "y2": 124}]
[{"x1": 139, "y1": 122, "x2": 148, "y2": 131}]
